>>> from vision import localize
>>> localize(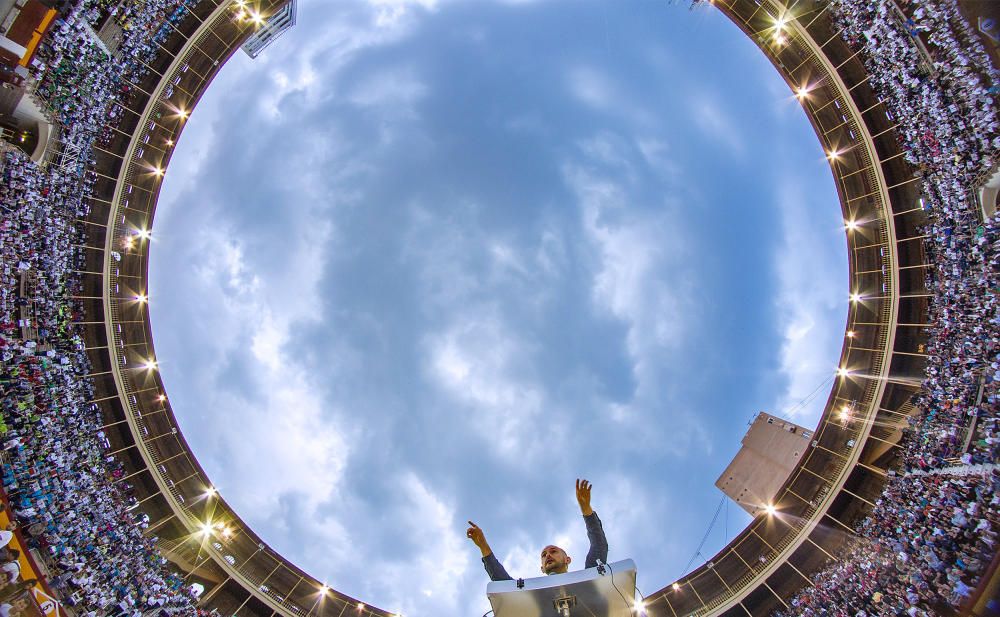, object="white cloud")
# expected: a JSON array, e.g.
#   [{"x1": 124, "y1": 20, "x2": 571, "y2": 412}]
[
  {"x1": 690, "y1": 93, "x2": 746, "y2": 156},
  {"x1": 568, "y1": 66, "x2": 615, "y2": 110},
  {"x1": 347, "y1": 66, "x2": 427, "y2": 108},
  {"x1": 176, "y1": 223, "x2": 349, "y2": 518},
  {"x1": 377, "y1": 473, "x2": 468, "y2": 614},
  {"x1": 772, "y1": 180, "x2": 848, "y2": 424},
  {"x1": 635, "y1": 137, "x2": 680, "y2": 180},
  {"x1": 426, "y1": 313, "x2": 546, "y2": 460},
  {"x1": 560, "y1": 145, "x2": 712, "y2": 458},
  {"x1": 562, "y1": 163, "x2": 690, "y2": 358},
  {"x1": 368, "y1": 0, "x2": 439, "y2": 29},
  {"x1": 566, "y1": 66, "x2": 654, "y2": 127}
]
